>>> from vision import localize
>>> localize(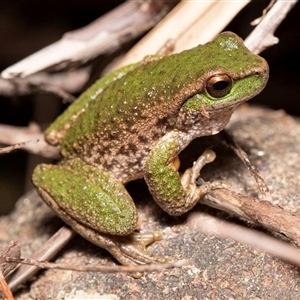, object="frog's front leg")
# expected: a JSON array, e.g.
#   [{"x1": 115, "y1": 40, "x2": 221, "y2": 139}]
[
  {"x1": 32, "y1": 158, "x2": 164, "y2": 265},
  {"x1": 144, "y1": 131, "x2": 229, "y2": 216}
]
